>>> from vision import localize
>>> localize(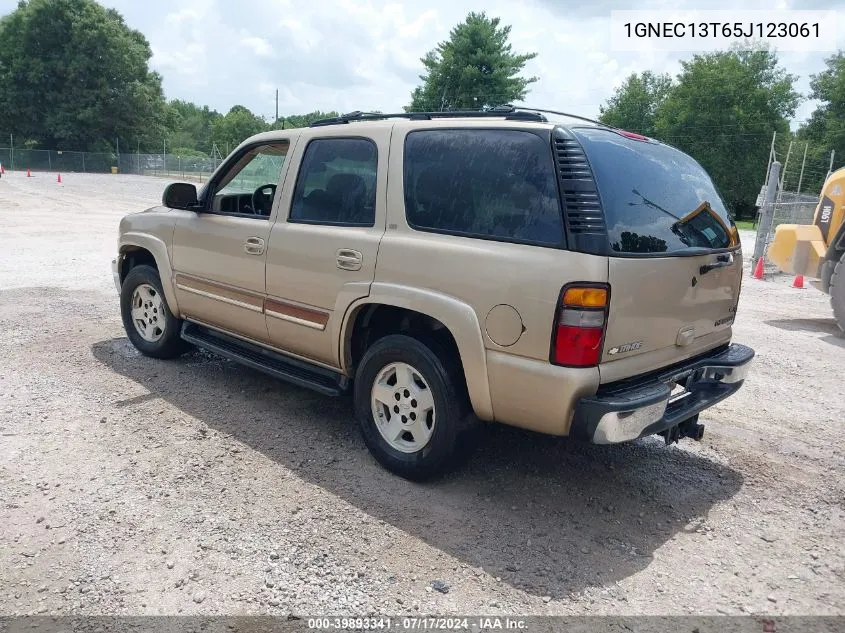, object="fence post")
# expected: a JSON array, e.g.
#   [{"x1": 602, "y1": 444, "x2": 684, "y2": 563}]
[
  {"x1": 797, "y1": 142, "x2": 808, "y2": 194},
  {"x1": 777, "y1": 140, "x2": 793, "y2": 201},
  {"x1": 752, "y1": 161, "x2": 782, "y2": 269}
]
